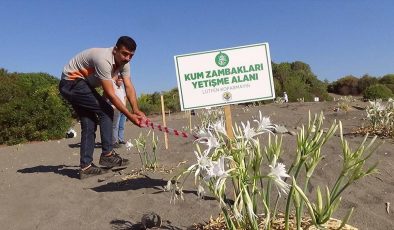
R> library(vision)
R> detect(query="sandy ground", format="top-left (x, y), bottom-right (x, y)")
top-left (0, 100), bottom-right (393, 230)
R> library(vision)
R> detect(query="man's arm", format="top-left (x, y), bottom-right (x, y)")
top-left (101, 79), bottom-right (143, 126)
top-left (122, 76), bottom-right (145, 117)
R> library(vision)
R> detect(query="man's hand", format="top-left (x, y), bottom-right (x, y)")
top-left (128, 114), bottom-right (145, 127)
top-left (134, 109), bottom-right (146, 118)
top-left (134, 110), bottom-right (151, 126)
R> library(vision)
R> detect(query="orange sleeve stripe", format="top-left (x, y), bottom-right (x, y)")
top-left (67, 67), bottom-right (95, 80)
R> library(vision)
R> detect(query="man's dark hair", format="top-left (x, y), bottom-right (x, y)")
top-left (116, 36), bottom-right (137, 51)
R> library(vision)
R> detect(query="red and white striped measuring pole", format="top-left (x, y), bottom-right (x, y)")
top-left (140, 119), bottom-right (199, 140)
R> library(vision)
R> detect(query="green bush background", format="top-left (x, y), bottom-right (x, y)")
top-left (1, 61), bottom-right (392, 145)
top-left (328, 73), bottom-right (394, 99)
top-left (0, 69), bottom-right (73, 145)
top-left (363, 84), bottom-right (393, 101)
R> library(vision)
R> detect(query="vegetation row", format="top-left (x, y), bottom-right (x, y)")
top-left (0, 62), bottom-right (392, 145)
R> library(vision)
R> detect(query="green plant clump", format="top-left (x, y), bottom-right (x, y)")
top-left (166, 110), bottom-right (378, 230)
top-left (363, 84), bottom-right (393, 101)
top-left (0, 69), bottom-right (73, 145)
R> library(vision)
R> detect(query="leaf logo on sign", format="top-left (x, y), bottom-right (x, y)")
top-left (222, 91), bottom-right (232, 101)
top-left (215, 52), bottom-right (229, 67)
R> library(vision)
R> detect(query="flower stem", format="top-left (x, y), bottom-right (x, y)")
top-left (285, 162), bottom-right (303, 230)
top-left (296, 177), bottom-right (310, 229)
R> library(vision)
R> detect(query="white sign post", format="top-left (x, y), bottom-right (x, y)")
top-left (174, 43), bottom-right (275, 111)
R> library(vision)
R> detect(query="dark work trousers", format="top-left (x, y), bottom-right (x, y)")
top-left (59, 79), bottom-right (114, 168)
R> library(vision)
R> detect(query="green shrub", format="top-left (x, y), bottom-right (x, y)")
top-left (284, 75), bottom-right (312, 102)
top-left (137, 88), bottom-right (181, 115)
top-left (358, 74), bottom-right (378, 94)
top-left (137, 93), bottom-right (161, 115)
top-left (273, 78), bottom-right (282, 97)
top-left (162, 88), bottom-right (181, 112)
top-left (378, 74), bottom-right (394, 93)
top-left (0, 71), bottom-right (72, 145)
top-left (272, 61), bottom-right (332, 102)
top-left (379, 74), bottom-right (394, 85)
top-left (363, 84), bottom-right (393, 101)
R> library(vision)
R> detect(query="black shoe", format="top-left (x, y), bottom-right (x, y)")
top-left (113, 142), bottom-right (121, 148)
top-left (79, 164), bottom-right (107, 179)
top-left (99, 150), bottom-right (129, 168)
top-left (119, 140), bottom-right (126, 145)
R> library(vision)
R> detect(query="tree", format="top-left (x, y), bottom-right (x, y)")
top-left (284, 75), bottom-right (311, 102)
top-left (163, 88), bottom-right (180, 112)
top-left (329, 75), bottom-right (360, 95)
top-left (272, 62), bottom-right (292, 90)
top-left (272, 61), bottom-right (331, 101)
top-left (358, 74), bottom-right (378, 93)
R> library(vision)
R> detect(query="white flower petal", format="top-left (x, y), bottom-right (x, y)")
top-left (211, 119), bottom-right (227, 135)
top-left (268, 161), bottom-right (290, 195)
top-left (125, 139), bottom-right (133, 151)
top-left (196, 130), bottom-right (220, 153)
top-left (254, 111), bottom-right (276, 133)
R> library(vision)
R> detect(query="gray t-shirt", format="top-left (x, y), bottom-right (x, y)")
top-left (61, 47), bottom-right (130, 88)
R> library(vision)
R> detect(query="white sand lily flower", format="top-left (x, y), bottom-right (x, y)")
top-left (188, 149), bottom-right (213, 182)
top-left (241, 121), bottom-right (258, 139)
top-left (240, 121), bottom-right (263, 145)
top-left (268, 161), bottom-right (290, 196)
top-left (125, 139), bottom-right (133, 151)
top-left (208, 157), bottom-right (228, 178)
top-left (194, 149), bottom-right (212, 171)
top-left (205, 157), bottom-right (232, 191)
top-left (254, 111), bottom-right (275, 133)
top-left (196, 130), bottom-right (220, 153)
top-left (210, 119), bottom-right (227, 135)
top-left (369, 100), bottom-right (386, 111)
top-left (196, 128), bottom-right (210, 139)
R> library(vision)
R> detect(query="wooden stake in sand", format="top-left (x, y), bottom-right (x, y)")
top-left (160, 95), bottom-right (169, 149)
top-left (224, 105), bottom-right (234, 139)
top-left (224, 105), bottom-right (239, 197)
top-left (189, 110), bottom-right (192, 132)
